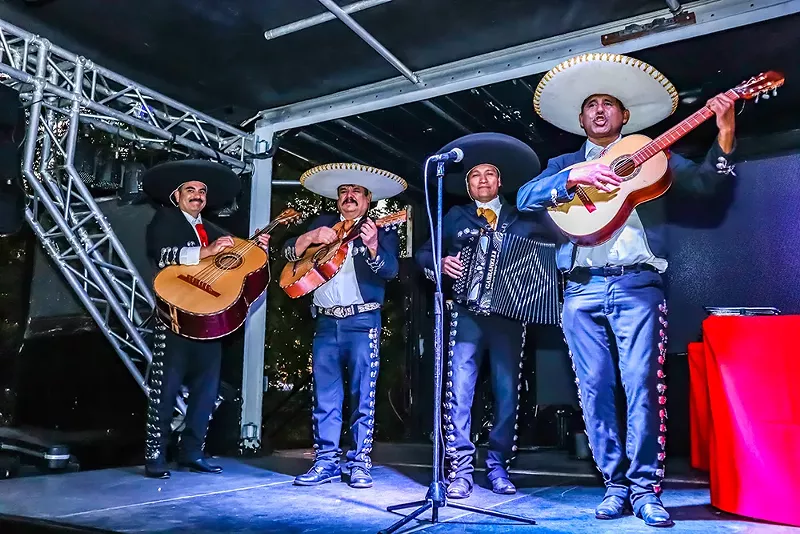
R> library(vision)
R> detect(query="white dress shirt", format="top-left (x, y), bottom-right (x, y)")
top-left (178, 210), bottom-right (204, 266)
top-left (573, 136), bottom-right (668, 273)
top-left (312, 216), bottom-right (365, 308)
top-left (474, 196), bottom-right (502, 223)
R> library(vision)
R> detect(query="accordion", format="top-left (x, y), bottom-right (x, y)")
top-left (452, 231), bottom-right (560, 325)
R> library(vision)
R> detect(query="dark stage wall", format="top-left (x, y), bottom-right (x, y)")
top-left (664, 150), bottom-right (800, 351)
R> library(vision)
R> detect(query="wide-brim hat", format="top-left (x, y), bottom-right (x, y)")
top-left (299, 163), bottom-right (407, 201)
top-left (534, 53), bottom-right (679, 136)
top-left (436, 132), bottom-right (541, 197)
top-left (141, 159), bottom-right (241, 209)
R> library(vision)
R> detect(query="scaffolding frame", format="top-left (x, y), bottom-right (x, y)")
top-left (0, 18), bottom-right (268, 447)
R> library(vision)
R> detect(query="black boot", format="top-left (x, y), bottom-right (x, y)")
top-left (294, 463), bottom-right (342, 486)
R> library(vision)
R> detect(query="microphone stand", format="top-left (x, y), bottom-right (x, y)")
top-left (378, 160), bottom-right (536, 533)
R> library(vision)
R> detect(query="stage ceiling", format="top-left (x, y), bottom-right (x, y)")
top-left (1, 0), bottom-right (798, 186)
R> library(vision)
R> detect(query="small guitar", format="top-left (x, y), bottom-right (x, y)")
top-left (279, 210), bottom-right (407, 299)
top-left (547, 71), bottom-right (785, 246)
top-left (153, 208), bottom-right (302, 340)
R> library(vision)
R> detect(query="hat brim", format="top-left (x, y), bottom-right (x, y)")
top-left (300, 163), bottom-right (407, 201)
top-left (534, 53), bottom-right (679, 136)
top-left (141, 159), bottom-right (241, 209)
top-left (435, 132), bottom-right (541, 197)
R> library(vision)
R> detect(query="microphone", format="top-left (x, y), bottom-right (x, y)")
top-left (429, 147), bottom-right (464, 163)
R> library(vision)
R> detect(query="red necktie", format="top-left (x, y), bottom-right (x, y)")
top-left (195, 223), bottom-right (209, 247)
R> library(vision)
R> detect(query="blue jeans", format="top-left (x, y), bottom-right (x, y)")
top-left (561, 270), bottom-right (668, 514)
top-left (310, 309), bottom-right (381, 471)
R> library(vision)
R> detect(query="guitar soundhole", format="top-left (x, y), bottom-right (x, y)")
top-left (611, 156), bottom-right (640, 180)
top-left (214, 252), bottom-right (243, 270)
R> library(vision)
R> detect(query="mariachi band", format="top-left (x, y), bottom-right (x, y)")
top-left (139, 53), bottom-right (738, 528)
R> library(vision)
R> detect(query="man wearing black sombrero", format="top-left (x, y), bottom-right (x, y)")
top-left (517, 53), bottom-right (737, 527)
top-left (416, 132), bottom-right (557, 499)
top-left (281, 163), bottom-right (405, 489)
top-left (141, 159), bottom-right (269, 479)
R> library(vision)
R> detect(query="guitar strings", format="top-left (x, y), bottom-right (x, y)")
top-left (192, 221), bottom-right (280, 284)
top-left (194, 212), bottom-right (401, 287)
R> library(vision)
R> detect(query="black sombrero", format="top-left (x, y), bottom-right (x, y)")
top-left (436, 132), bottom-right (541, 197)
top-left (141, 159), bottom-right (241, 209)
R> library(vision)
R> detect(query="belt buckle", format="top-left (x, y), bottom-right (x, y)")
top-left (331, 306), bottom-right (348, 319)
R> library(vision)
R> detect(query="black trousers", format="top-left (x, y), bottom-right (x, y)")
top-left (311, 309), bottom-right (381, 471)
top-left (145, 321), bottom-right (222, 466)
top-left (443, 302), bottom-right (526, 484)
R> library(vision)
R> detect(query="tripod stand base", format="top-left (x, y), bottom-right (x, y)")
top-left (379, 482), bottom-right (536, 533)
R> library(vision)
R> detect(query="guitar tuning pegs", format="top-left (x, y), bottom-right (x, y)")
top-left (772, 88), bottom-right (778, 97)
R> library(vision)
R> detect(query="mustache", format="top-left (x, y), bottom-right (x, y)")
top-left (342, 197), bottom-right (358, 204)
top-left (189, 198), bottom-right (204, 202)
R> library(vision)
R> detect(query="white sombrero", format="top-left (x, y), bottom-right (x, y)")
top-left (299, 162), bottom-right (407, 201)
top-left (534, 53), bottom-right (679, 136)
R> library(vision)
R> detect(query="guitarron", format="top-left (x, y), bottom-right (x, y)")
top-left (153, 208), bottom-right (301, 340)
top-left (547, 71), bottom-right (785, 246)
top-left (279, 210), bottom-right (407, 299)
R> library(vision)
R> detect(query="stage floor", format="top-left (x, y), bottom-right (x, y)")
top-left (0, 446), bottom-right (796, 533)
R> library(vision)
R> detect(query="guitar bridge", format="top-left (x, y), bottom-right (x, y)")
top-left (576, 188), bottom-right (597, 213)
top-left (178, 274), bottom-right (221, 297)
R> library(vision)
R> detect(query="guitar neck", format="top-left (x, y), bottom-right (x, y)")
top-left (248, 219), bottom-right (282, 241)
top-left (632, 88), bottom-right (738, 165)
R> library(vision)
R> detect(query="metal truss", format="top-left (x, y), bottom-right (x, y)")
top-left (0, 18), bottom-right (257, 402)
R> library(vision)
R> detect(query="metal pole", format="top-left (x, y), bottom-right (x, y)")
top-left (264, 0), bottom-right (392, 40)
top-left (665, 0), bottom-right (683, 14)
top-left (239, 121), bottom-right (274, 453)
top-left (316, 0), bottom-right (421, 84)
top-left (21, 42), bottom-right (149, 390)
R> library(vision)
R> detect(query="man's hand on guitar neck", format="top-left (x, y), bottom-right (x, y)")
top-left (294, 226), bottom-right (339, 257)
top-left (360, 218), bottom-right (379, 259)
top-left (566, 163), bottom-right (622, 193)
top-left (200, 236), bottom-right (234, 260)
top-left (707, 93), bottom-right (736, 154)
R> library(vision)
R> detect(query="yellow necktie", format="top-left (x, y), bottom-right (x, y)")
top-left (477, 207), bottom-right (497, 230)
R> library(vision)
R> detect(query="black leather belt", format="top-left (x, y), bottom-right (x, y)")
top-left (315, 302), bottom-right (381, 319)
top-left (568, 263), bottom-right (659, 278)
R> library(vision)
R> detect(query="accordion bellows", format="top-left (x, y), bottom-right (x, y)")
top-left (453, 231), bottom-right (561, 325)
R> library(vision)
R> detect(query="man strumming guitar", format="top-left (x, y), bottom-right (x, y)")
top-left (517, 53), bottom-right (737, 527)
top-left (281, 164), bottom-right (405, 489)
top-left (141, 159), bottom-right (269, 479)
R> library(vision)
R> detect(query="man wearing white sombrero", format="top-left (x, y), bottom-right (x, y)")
top-left (281, 163), bottom-right (404, 489)
top-left (517, 54), bottom-right (737, 527)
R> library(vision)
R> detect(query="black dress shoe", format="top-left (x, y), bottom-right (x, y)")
top-left (491, 477), bottom-right (516, 495)
top-left (446, 477), bottom-right (472, 499)
top-left (638, 503), bottom-right (674, 527)
top-left (349, 467), bottom-right (373, 489)
top-left (145, 465), bottom-right (171, 479)
top-left (294, 463), bottom-right (342, 486)
top-left (178, 458), bottom-right (222, 474)
top-left (595, 495), bottom-right (627, 519)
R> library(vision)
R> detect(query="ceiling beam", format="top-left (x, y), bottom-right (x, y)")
top-left (259, 0), bottom-right (800, 131)
top-left (316, 0), bottom-right (420, 84)
top-left (264, 0), bottom-right (392, 40)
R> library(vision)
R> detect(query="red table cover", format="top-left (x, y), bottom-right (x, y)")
top-left (702, 315), bottom-right (800, 527)
top-left (688, 341), bottom-right (711, 471)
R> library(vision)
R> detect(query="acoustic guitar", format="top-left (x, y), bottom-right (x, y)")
top-left (279, 210), bottom-right (407, 299)
top-left (547, 71), bottom-right (785, 246)
top-left (153, 208), bottom-right (301, 340)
